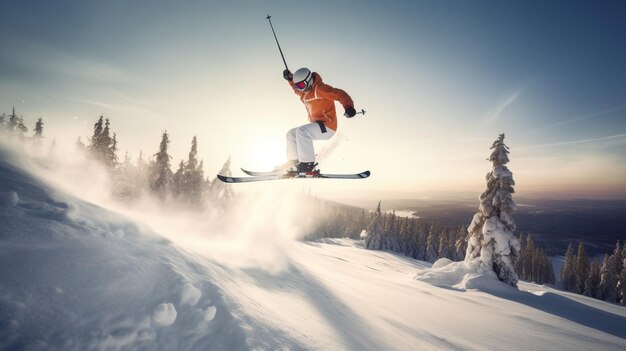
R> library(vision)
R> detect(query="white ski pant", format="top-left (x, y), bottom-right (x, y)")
top-left (286, 122), bottom-right (335, 163)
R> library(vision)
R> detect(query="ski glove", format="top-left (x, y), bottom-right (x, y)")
top-left (283, 69), bottom-right (293, 81)
top-left (344, 106), bottom-right (357, 118)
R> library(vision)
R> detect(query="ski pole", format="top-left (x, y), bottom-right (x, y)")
top-left (266, 15), bottom-right (289, 71)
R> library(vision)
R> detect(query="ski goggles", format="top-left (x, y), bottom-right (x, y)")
top-left (294, 80), bottom-right (307, 91)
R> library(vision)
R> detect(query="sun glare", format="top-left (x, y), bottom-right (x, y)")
top-left (243, 138), bottom-right (286, 171)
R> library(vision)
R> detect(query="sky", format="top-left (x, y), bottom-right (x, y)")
top-left (1, 0), bottom-right (625, 200)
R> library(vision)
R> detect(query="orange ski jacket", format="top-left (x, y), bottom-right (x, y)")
top-left (289, 72), bottom-right (353, 131)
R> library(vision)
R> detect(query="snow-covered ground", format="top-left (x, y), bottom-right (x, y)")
top-left (1, 145), bottom-right (625, 350)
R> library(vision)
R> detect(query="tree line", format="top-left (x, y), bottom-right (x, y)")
top-left (82, 115), bottom-right (233, 207)
top-left (0, 107), bottom-right (43, 139)
top-left (1, 109), bottom-right (232, 208)
top-left (360, 201), bottom-right (555, 284)
top-left (517, 234), bottom-right (556, 285)
top-left (561, 241), bottom-right (626, 305)
top-left (364, 202), bottom-right (468, 262)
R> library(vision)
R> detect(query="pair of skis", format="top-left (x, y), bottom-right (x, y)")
top-left (217, 168), bottom-right (371, 183)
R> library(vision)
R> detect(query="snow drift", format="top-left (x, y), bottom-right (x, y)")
top-left (0, 146), bottom-right (245, 350)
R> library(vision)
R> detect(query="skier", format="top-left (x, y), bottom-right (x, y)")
top-left (216, 16), bottom-right (370, 183)
top-left (278, 67), bottom-right (357, 174)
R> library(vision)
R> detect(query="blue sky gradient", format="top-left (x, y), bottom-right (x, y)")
top-left (1, 0), bottom-right (625, 198)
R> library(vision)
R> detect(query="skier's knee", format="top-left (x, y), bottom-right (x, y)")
top-left (295, 127), bottom-right (311, 139)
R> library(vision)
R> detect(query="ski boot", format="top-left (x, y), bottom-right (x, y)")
top-left (292, 162), bottom-right (319, 177)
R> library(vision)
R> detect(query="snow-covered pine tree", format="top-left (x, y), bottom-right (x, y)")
top-left (575, 242), bottom-right (590, 293)
top-left (619, 258), bottom-right (626, 305)
top-left (89, 116), bottom-right (105, 161)
top-left (561, 243), bottom-right (580, 292)
top-left (465, 133), bottom-right (520, 286)
top-left (538, 250), bottom-right (556, 284)
top-left (518, 234), bottom-right (532, 280)
top-left (112, 151), bottom-right (138, 199)
top-left (182, 136), bottom-right (205, 206)
top-left (425, 224), bottom-right (438, 263)
top-left (364, 201), bottom-right (384, 250)
top-left (8, 107), bottom-right (18, 131)
top-left (609, 241), bottom-right (623, 302)
top-left (135, 150), bottom-right (150, 194)
top-left (150, 131), bottom-right (173, 198)
top-left (33, 118), bottom-right (44, 139)
top-left (598, 254), bottom-right (619, 302)
top-left (611, 241), bottom-right (623, 276)
top-left (454, 226), bottom-right (467, 261)
top-left (173, 160), bottom-right (185, 199)
top-left (584, 257), bottom-right (601, 298)
top-left (17, 116), bottom-right (28, 137)
top-left (437, 236), bottom-right (445, 259)
top-left (208, 157), bottom-right (234, 203)
top-left (108, 132), bottom-right (119, 168)
top-left (0, 112), bottom-right (5, 129)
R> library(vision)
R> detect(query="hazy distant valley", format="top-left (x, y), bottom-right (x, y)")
top-left (347, 194), bottom-right (626, 257)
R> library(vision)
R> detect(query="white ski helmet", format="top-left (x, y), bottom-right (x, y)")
top-left (292, 67), bottom-right (314, 91)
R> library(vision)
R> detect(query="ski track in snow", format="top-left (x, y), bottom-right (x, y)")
top-left (1, 145), bottom-right (626, 351)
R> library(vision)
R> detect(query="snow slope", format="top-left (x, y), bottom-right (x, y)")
top-left (0, 147), bottom-right (246, 350)
top-left (1, 145), bottom-right (626, 350)
top-left (213, 239), bottom-right (626, 350)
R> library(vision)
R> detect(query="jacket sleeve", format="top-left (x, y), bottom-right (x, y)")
top-left (317, 83), bottom-right (354, 109)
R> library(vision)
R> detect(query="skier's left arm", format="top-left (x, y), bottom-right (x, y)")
top-left (317, 84), bottom-right (356, 117)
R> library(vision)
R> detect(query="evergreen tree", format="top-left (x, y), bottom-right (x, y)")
top-left (598, 254), bottom-right (619, 302)
top-left (112, 151), bottom-right (137, 199)
top-left (517, 234), bottom-right (554, 284)
top-left (465, 134), bottom-right (520, 286)
top-left (611, 241), bottom-right (623, 276)
top-left (454, 226), bottom-right (467, 261)
top-left (575, 242), bottom-right (590, 293)
top-left (561, 243), bottom-right (578, 292)
top-left (437, 236), bottom-right (448, 260)
top-left (182, 136), bottom-right (205, 206)
top-left (33, 118), bottom-right (44, 138)
top-left (8, 107), bottom-right (18, 131)
top-left (364, 201), bottom-right (384, 250)
top-left (135, 150), bottom-right (150, 193)
top-left (17, 116), bottom-right (28, 136)
top-left (173, 160), bottom-right (185, 198)
top-left (108, 132), bottom-right (119, 168)
top-left (584, 257), bottom-right (601, 298)
top-left (150, 131), bottom-right (173, 198)
top-left (208, 157), bottom-right (234, 202)
top-left (425, 224), bottom-right (438, 263)
top-left (619, 258), bottom-right (626, 305)
top-left (107, 133), bottom-right (117, 165)
top-left (517, 234), bottom-right (528, 279)
top-left (0, 112), bottom-right (5, 129)
top-left (89, 116), bottom-right (105, 160)
top-left (539, 250), bottom-right (556, 284)
top-left (88, 116), bottom-right (117, 168)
